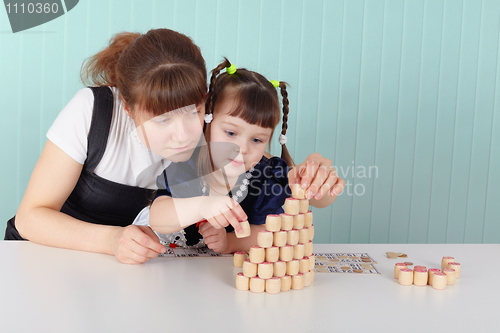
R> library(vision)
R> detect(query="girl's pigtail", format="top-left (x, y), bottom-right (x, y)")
top-left (205, 57), bottom-right (231, 119)
top-left (80, 32), bottom-right (141, 87)
top-left (279, 81), bottom-right (294, 167)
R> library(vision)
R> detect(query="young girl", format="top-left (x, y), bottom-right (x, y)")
top-left (143, 58), bottom-right (342, 253)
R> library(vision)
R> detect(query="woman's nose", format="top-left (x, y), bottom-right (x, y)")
top-left (172, 119), bottom-right (189, 142)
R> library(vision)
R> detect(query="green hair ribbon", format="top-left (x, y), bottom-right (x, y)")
top-left (270, 80), bottom-right (280, 88)
top-left (226, 63), bottom-right (237, 75)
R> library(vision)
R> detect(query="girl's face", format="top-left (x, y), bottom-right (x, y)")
top-left (133, 104), bottom-right (205, 162)
top-left (210, 99), bottom-right (273, 178)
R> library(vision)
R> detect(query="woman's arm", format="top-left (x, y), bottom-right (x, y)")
top-left (15, 140), bottom-right (165, 264)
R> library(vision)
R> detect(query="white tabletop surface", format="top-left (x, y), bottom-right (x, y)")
top-left (0, 241), bottom-right (499, 333)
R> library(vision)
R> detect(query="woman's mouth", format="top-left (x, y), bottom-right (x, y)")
top-left (228, 159), bottom-right (244, 167)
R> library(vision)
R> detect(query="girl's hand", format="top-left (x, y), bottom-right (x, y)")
top-left (198, 196), bottom-right (247, 233)
top-left (110, 225), bottom-right (166, 264)
top-left (288, 153), bottom-right (345, 200)
top-left (198, 222), bottom-right (229, 253)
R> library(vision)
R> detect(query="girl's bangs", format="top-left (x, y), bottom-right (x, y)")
top-left (227, 87), bottom-right (280, 129)
top-left (133, 65), bottom-right (206, 116)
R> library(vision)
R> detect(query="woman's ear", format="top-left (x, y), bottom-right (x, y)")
top-left (120, 96), bottom-right (131, 117)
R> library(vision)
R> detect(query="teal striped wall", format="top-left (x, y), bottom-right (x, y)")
top-left (0, 0), bottom-right (498, 244)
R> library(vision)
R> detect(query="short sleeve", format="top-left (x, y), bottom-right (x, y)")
top-left (46, 88), bottom-right (94, 164)
top-left (240, 156), bottom-right (291, 226)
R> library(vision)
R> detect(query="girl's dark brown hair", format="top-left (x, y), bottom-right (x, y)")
top-left (81, 29), bottom-right (207, 116)
top-left (204, 58), bottom-right (294, 168)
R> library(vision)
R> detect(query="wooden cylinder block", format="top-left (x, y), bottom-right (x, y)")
top-left (299, 228), bottom-right (310, 244)
top-left (265, 215), bottom-right (281, 232)
top-left (441, 256), bottom-right (455, 271)
top-left (281, 275), bottom-right (292, 292)
top-left (443, 268), bottom-right (456, 285)
top-left (233, 251), bottom-right (247, 268)
top-left (249, 246), bottom-right (265, 264)
top-left (394, 263), bottom-right (408, 279)
top-left (266, 277), bottom-right (281, 294)
top-left (398, 268), bottom-right (413, 286)
top-left (304, 211), bottom-right (313, 227)
top-left (299, 199), bottom-right (309, 213)
top-left (309, 255), bottom-right (315, 270)
top-left (258, 262), bottom-right (274, 279)
top-left (427, 268), bottom-right (441, 285)
top-left (279, 245), bottom-right (294, 262)
top-left (310, 269), bottom-right (315, 283)
top-left (280, 214), bottom-right (294, 231)
top-left (273, 260), bottom-right (287, 277)
top-left (257, 230), bottom-right (273, 248)
top-left (287, 229), bottom-right (299, 246)
top-left (293, 244), bottom-right (305, 260)
top-left (235, 273), bottom-right (250, 291)
top-left (235, 220), bottom-right (251, 238)
top-left (448, 262), bottom-right (461, 279)
top-left (249, 277), bottom-right (265, 293)
top-left (284, 198), bottom-right (300, 215)
top-left (265, 246), bottom-right (279, 263)
top-left (304, 240), bottom-right (313, 257)
top-left (432, 272), bottom-right (447, 290)
top-left (309, 224), bottom-right (314, 241)
top-left (242, 259), bottom-right (257, 278)
top-left (299, 257), bottom-right (310, 274)
top-left (273, 231), bottom-right (287, 247)
top-left (303, 271), bottom-right (312, 287)
top-left (414, 266), bottom-right (426, 271)
top-left (291, 183), bottom-right (306, 199)
top-left (286, 259), bottom-right (300, 276)
top-left (413, 268), bottom-right (428, 286)
top-left (293, 214), bottom-right (305, 230)
top-left (291, 273), bottom-right (305, 290)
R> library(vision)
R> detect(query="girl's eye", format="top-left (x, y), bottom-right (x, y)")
top-left (225, 130), bottom-right (236, 137)
top-left (190, 110), bottom-right (199, 116)
top-left (252, 138), bottom-right (263, 143)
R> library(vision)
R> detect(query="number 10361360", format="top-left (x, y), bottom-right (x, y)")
top-left (5, 2), bottom-right (59, 14)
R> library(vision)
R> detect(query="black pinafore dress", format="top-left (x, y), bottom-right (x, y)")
top-left (4, 87), bottom-right (155, 240)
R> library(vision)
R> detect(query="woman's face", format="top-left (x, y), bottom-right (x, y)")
top-left (133, 103), bottom-right (205, 162)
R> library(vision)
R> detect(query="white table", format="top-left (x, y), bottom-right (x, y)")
top-left (0, 242), bottom-right (498, 333)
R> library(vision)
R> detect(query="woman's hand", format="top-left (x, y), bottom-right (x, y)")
top-left (288, 153), bottom-right (345, 208)
top-left (110, 225), bottom-right (166, 264)
top-left (198, 196), bottom-right (247, 233)
top-left (198, 222), bottom-right (229, 253)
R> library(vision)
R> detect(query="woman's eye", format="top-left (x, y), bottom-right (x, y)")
top-left (156, 118), bottom-right (170, 124)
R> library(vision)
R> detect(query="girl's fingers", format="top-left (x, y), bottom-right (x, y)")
top-left (329, 178), bottom-right (345, 196)
top-left (313, 169), bottom-right (339, 200)
top-left (207, 217), bottom-right (222, 229)
top-left (222, 208), bottom-right (243, 234)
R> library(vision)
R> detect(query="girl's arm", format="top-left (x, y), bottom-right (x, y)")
top-left (149, 194), bottom-right (247, 235)
top-left (15, 140), bottom-right (165, 264)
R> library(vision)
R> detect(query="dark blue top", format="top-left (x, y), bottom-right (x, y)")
top-left (155, 147), bottom-right (291, 246)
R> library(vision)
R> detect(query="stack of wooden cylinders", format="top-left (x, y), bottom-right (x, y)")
top-left (234, 184), bottom-right (315, 294)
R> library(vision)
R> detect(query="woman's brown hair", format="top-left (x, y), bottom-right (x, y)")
top-left (81, 28), bottom-right (207, 116)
